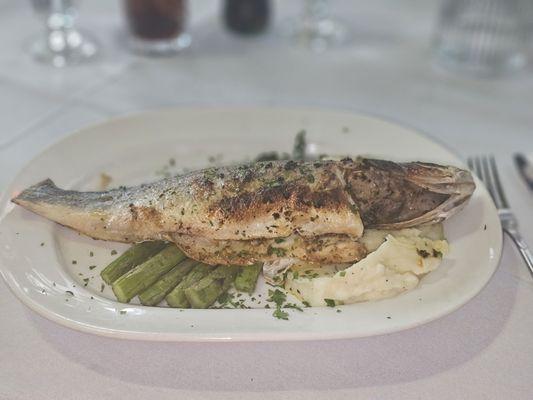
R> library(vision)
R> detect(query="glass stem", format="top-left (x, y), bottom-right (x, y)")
top-left (46, 0), bottom-right (75, 33)
top-left (304, 0), bottom-right (330, 24)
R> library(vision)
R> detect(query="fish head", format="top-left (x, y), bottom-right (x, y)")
top-left (341, 158), bottom-right (476, 229)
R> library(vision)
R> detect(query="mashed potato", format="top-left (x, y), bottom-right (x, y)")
top-left (285, 226), bottom-right (449, 307)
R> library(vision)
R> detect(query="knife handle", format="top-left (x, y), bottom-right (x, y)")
top-left (514, 154), bottom-right (533, 190)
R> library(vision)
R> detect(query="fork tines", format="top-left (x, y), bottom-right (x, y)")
top-left (467, 155), bottom-right (509, 209)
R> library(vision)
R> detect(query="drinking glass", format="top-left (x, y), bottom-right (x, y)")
top-left (433, 0), bottom-right (528, 77)
top-left (123, 0), bottom-right (191, 56)
top-left (29, 0), bottom-right (98, 67)
top-left (285, 0), bottom-right (347, 52)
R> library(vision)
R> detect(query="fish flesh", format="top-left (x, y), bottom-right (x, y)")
top-left (12, 158), bottom-right (475, 265)
top-left (173, 233), bottom-right (368, 265)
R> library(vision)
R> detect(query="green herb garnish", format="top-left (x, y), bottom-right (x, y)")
top-left (268, 289), bottom-right (286, 306)
top-left (273, 308), bottom-right (289, 320)
top-left (267, 246), bottom-right (286, 257)
top-left (417, 249), bottom-right (430, 258)
top-left (324, 298), bottom-right (336, 307)
top-left (283, 303), bottom-right (303, 312)
top-left (432, 249), bottom-right (443, 258)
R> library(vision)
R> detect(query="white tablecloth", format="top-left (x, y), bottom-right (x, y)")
top-left (1, 1), bottom-right (532, 399)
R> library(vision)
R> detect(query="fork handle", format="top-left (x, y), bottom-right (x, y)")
top-left (504, 228), bottom-right (533, 278)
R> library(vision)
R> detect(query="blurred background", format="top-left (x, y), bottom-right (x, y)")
top-left (0, 0), bottom-right (532, 190)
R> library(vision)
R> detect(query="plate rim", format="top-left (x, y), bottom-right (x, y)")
top-left (0, 106), bottom-right (503, 341)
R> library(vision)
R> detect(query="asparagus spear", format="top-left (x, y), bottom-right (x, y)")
top-left (112, 245), bottom-right (186, 303)
top-left (185, 266), bottom-right (239, 309)
top-left (234, 263), bottom-right (262, 294)
top-left (100, 241), bottom-right (167, 284)
top-left (138, 258), bottom-right (198, 306)
top-left (165, 263), bottom-right (215, 308)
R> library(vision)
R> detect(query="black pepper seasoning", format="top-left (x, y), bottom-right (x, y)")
top-left (224, 0), bottom-right (270, 35)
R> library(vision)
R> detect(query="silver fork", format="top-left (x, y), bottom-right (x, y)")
top-left (467, 155), bottom-right (533, 277)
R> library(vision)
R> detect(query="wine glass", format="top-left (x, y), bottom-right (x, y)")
top-left (285, 0), bottom-right (348, 52)
top-left (29, 0), bottom-right (98, 67)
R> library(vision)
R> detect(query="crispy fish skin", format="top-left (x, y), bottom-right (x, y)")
top-left (12, 159), bottom-right (475, 257)
top-left (12, 160), bottom-right (363, 242)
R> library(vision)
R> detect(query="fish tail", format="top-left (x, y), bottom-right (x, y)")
top-left (12, 179), bottom-right (155, 243)
top-left (12, 179), bottom-right (61, 206)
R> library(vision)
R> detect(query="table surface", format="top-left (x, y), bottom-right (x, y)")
top-left (1, 1), bottom-right (532, 399)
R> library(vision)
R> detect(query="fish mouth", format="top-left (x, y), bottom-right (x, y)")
top-left (371, 160), bottom-right (476, 229)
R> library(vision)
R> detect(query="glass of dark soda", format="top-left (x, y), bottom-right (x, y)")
top-left (124, 0), bottom-right (191, 55)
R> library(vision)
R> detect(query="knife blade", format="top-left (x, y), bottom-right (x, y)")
top-left (514, 153), bottom-right (533, 191)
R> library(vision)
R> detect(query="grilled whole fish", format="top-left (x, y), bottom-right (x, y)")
top-left (12, 158), bottom-right (475, 265)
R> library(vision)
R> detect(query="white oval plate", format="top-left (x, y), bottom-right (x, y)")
top-left (0, 108), bottom-right (502, 341)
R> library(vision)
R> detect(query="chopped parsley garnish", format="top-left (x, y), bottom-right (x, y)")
top-left (283, 303), bottom-right (303, 312)
top-left (268, 289), bottom-right (286, 306)
top-left (417, 249), bottom-right (430, 258)
top-left (339, 271), bottom-right (346, 277)
top-left (268, 289), bottom-right (293, 320)
top-left (89, 265), bottom-right (97, 270)
top-left (267, 246), bottom-right (286, 257)
top-left (273, 308), bottom-right (289, 320)
top-left (110, 250), bottom-right (117, 256)
top-left (324, 298), bottom-right (336, 307)
top-left (432, 249), bottom-right (443, 258)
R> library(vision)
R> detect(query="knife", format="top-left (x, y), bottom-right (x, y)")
top-left (514, 153), bottom-right (533, 190)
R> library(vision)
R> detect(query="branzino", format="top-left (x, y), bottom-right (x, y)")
top-left (12, 158), bottom-right (475, 264)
